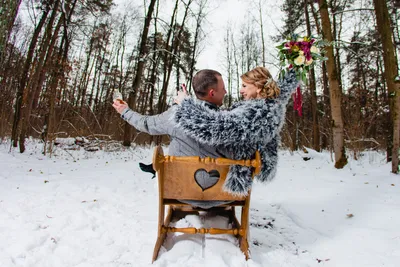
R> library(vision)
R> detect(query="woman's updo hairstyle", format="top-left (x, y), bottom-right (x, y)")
top-left (240, 66), bottom-right (280, 99)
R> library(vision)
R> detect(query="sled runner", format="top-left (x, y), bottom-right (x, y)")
top-left (151, 146), bottom-right (261, 262)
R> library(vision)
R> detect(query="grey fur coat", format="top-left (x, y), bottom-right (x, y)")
top-left (175, 71), bottom-right (298, 196)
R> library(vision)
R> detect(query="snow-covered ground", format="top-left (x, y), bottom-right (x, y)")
top-left (0, 139), bottom-right (399, 267)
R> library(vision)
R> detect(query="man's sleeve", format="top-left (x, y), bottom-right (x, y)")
top-left (120, 106), bottom-right (176, 135)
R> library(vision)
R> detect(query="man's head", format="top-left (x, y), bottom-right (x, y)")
top-left (192, 69), bottom-right (226, 106)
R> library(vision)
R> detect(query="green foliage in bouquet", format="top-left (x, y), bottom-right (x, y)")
top-left (277, 33), bottom-right (329, 83)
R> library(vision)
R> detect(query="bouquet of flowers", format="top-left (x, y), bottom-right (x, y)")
top-left (277, 34), bottom-right (327, 83)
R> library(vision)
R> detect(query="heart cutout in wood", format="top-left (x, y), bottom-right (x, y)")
top-left (194, 169), bottom-right (220, 191)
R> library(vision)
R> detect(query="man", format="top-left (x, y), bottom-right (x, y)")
top-left (112, 69), bottom-right (228, 208)
top-left (112, 69), bottom-right (226, 158)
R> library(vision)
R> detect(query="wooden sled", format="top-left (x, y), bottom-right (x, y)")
top-left (151, 146), bottom-right (261, 262)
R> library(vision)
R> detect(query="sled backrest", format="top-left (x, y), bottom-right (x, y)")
top-left (152, 146), bottom-right (261, 202)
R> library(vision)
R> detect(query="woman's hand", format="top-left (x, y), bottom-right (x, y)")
top-left (174, 84), bottom-right (189, 104)
top-left (112, 100), bottom-right (129, 114)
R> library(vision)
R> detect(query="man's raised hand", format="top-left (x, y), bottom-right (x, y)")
top-left (174, 83), bottom-right (189, 104)
top-left (112, 100), bottom-right (129, 114)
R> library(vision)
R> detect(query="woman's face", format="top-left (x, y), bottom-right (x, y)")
top-left (240, 81), bottom-right (260, 100)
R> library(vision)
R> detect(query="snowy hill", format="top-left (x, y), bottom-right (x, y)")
top-left (0, 140), bottom-right (398, 267)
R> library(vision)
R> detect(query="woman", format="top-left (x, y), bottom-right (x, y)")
top-left (174, 67), bottom-right (298, 196)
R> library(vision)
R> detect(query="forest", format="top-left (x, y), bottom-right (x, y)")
top-left (0, 0), bottom-right (399, 173)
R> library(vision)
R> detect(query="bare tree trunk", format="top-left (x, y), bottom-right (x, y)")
top-left (11, 4), bottom-right (50, 147)
top-left (373, 0), bottom-right (400, 173)
top-left (225, 27), bottom-right (232, 106)
top-left (31, 16), bottom-right (63, 111)
top-left (155, 0), bottom-right (192, 144)
top-left (305, 0), bottom-right (320, 151)
top-left (42, 59), bottom-right (59, 155)
top-left (187, 1), bottom-right (205, 92)
top-left (291, 110), bottom-right (299, 151)
top-left (232, 34), bottom-right (240, 101)
top-left (19, 0), bottom-right (60, 153)
top-left (321, 61), bottom-right (330, 149)
top-left (318, 0), bottom-right (347, 168)
top-left (257, 0), bottom-right (265, 67)
top-left (310, 1), bottom-right (322, 36)
top-left (157, 0), bottom-right (184, 114)
top-left (0, 33), bottom-right (21, 138)
top-left (310, 0), bottom-right (328, 150)
top-left (123, 0), bottom-right (157, 146)
top-left (77, 22), bottom-right (95, 108)
top-left (42, 0), bottom-right (75, 153)
top-left (142, 78), bottom-right (151, 114)
top-left (88, 49), bottom-right (101, 108)
top-left (0, 0), bottom-right (22, 64)
top-left (176, 49), bottom-right (181, 92)
top-left (117, 16), bottom-right (128, 92)
top-left (94, 41), bottom-right (109, 112)
top-left (148, 1), bottom-right (159, 118)
top-left (331, 0), bottom-right (344, 96)
top-left (367, 57), bottom-right (380, 139)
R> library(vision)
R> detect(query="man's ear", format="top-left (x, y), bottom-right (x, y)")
top-left (208, 89), bottom-right (215, 97)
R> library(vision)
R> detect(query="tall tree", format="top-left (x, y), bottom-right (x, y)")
top-left (281, 0), bottom-right (304, 37)
top-left (305, 0), bottom-right (320, 151)
top-left (224, 26), bottom-right (233, 106)
top-left (279, 0), bottom-right (303, 151)
top-left (158, 1), bottom-right (191, 113)
top-left (373, 0), bottom-right (400, 173)
top-left (256, 0), bottom-right (266, 67)
top-left (187, 0), bottom-right (207, 93)
top-left (11, 2), bottom-right (51, 148)
top-left (11, 0), bottom-right (113, 151)
top-left (318, 0), bottom-right (348, 168)
top-left (123, 0), bottom-right (157, 146)
top-left (0, 0), bottom-right (22, 64)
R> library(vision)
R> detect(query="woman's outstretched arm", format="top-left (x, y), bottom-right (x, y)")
top-left (277, 69), bottom-right (299, 103)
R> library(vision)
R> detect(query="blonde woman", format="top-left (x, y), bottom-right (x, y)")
top-left (175, 67), bottom-right (298, 196)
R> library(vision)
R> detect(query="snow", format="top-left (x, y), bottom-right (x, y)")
top-left (0, 139), bottom-right (399, 267)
